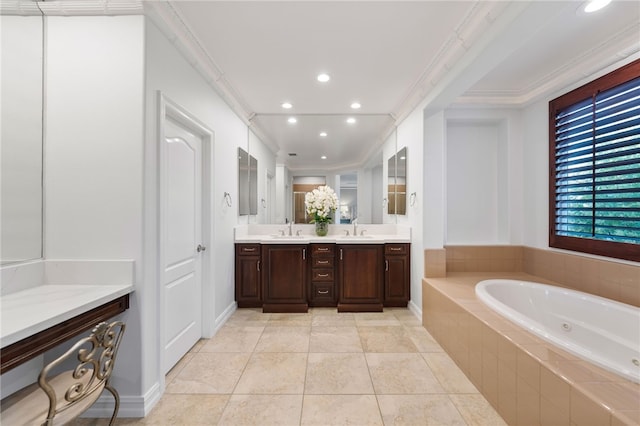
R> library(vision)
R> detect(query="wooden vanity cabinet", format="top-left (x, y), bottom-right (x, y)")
top-left (261, 244), bottom-right (308, 313)
top-left (384, 243), bottom-right (411, 307)
top-left (309, 244), bottom-right (337, 307)
top-left (337, 244), bottom-right (384, 312)
top-left (235, 244), bottom-right (262, 308)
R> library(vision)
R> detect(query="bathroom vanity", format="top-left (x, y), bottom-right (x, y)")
top-left (234, 224), bottom-right (410, 313)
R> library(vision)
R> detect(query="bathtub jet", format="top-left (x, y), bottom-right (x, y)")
top-left (475, 279), bottom-right (640, 384)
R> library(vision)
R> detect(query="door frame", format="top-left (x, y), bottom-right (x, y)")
top-left (157, 92), bottom-right (214, 382)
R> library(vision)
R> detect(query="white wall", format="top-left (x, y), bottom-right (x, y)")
top-left (248, 130), bottom-right (277, 224)
top-left (44, 15), bottom-right (145, 404)
top-left (1, 15), bottom-right (43, 264)
top-left (145, 17), bottom-right (251, 355)
top-left (423, 111), bottom-right (446, 249)
top-left (446, 122), bottom-right (500, 243)
top-left (390, 109), bottom-right (425, 313)
top-left (521, 101), bottom-right (549, 249)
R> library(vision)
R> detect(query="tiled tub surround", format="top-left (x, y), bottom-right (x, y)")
top-left (476, 279), bottom-right (640, 384)
top-left (423, 274), bottom-right (640, 426)
top-left (442, 245), bottom-right (640, 307)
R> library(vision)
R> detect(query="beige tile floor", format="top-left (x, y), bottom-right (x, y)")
top-left (75, 308), bottom-right (506, 425)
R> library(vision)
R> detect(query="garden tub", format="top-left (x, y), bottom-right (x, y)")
top-left (475, 279), bottom-right (640, 383)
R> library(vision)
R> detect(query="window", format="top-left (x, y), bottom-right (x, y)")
top-left (549, 59), bottom-right (640, 262)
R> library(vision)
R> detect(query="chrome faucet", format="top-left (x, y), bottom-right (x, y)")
top-left (288, 220), bottom-right (293, 236)
top-left (352, 217), bottom-right (358, 237)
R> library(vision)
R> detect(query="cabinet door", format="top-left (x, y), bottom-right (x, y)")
top-left (236, 255), bottom-right (262, 308)
top-left (385, 255), bottom-right (409, 306)
top-left (262, 245), bottom-right (308, 312)
top-left (337, 244), bottom-right (383, 312)
top-left (384, 244), bottom-right (410, 307)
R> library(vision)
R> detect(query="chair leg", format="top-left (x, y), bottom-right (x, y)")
top-left (104, 385), bottom-right (120, 426)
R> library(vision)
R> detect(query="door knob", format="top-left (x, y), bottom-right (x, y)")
top-left (197, 244), bottom-right (206, 253)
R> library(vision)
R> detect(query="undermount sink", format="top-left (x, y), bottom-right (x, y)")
top-left (341, 235), bottom-right (373, 239)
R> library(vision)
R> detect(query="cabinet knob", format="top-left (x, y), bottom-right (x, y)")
top-left (197, 244), bottom-right (207, 253)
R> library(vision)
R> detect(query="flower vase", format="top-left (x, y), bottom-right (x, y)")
top-left (315, 222), bottom-right (329, 237)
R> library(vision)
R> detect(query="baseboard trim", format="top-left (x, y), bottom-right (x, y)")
top-left (214, 301), bottom-right (237, 334)
top-left (408, 299), bottom-right (423, 321)
top-left (82, 382), bottom-right (161, 419)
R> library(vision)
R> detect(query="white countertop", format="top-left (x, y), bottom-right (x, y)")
top-left (234, 224), bottom-right (411, 244)
top-left (234, 235), bottom-right (411, 244)
top-left (0, 283), bottom-right (133, 348)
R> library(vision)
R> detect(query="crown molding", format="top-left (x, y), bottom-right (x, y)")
top-left (0, 0), bottom-right (40, 15)
top-left (390, 1), bottom-right (516, 125)
top-left (456, 24), bottom-right (640, 107)
top-left (144, 1), bottom-right (279, 156)
top-left (37, 0), bottom-right (144, 16)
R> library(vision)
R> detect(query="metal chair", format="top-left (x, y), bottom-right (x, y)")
top-left (1, 321), bottom-right (126, 425)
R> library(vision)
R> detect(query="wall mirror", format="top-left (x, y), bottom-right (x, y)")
top-left (338, 173), bottom-right (357, 224)
top-left (238, 147), bottom-right (258, 215)
top-left (387, 147), bottom-right (407, 215)
top-left (387, 153), bottom-right (396, 214)
top-left (1, 10), bottom-right (44, 265)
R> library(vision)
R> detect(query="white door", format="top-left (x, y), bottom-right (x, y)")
top-left (162, 116), bottom-right (203, 373)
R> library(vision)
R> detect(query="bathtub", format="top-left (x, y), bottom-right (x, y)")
top-left (475, 279), bottom-right (640, 384)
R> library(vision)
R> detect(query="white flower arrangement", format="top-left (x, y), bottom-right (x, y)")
top-left (304, 185), bottom-right (339, 223)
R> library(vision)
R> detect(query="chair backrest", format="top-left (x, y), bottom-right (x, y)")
top-left (38, 321), bottom-right (126, 424)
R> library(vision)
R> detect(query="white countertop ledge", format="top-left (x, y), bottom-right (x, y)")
top-left (1, 283), bottom-right (134, 348)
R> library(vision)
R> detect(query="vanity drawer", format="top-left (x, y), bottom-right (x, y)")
top-left (312, 244), bottom-right (335, 256)
top-left (311, 283), bottom-right (334, 300)
top-left (312, 269), bottom-right (334, 281)
top-left (385, 243), bottom-right (408, 255)
top-left (236, 244), bottom-right (260, 255)
top-left (312, 257), bottom-right (334, 268)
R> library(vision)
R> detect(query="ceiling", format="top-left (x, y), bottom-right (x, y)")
top-left (163, 1), bottom-right (640, 172)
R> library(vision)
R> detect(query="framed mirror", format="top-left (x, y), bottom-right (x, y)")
top-left (387, 153), bottom-right (396, 214)
top-left (1, 10), bottom-right (44, 265)
top-left (396, 147), bottom-right (407, 215)
top-left (249, 154), bottom-right (258, 215)
top-left (387, 147), bottom-right (407, 216)
top-left (338, 172), bottom-right (357, 224)
top-left (238, 147), bottom-right (257, 216)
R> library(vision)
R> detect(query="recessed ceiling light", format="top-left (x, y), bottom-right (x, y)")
top-left (281, 102), bottom-right (292, 109)
top-left (350, 102), bottom-right (361, 109)
top-left (317, 73), bottom-right (330, 83)
top-left (346, 117), bottom-right (356, 124)
top-left (583, 0), bottom-right (611, 12)
top-left (319, 132), bottom-right (328, 137)
top-left (321, 155), bottom-right (327, 160)
top-left (288, 117), bottom-right (297, 124)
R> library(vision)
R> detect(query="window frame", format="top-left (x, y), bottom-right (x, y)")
top-left (549, 59), bottom-right (640, 262)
